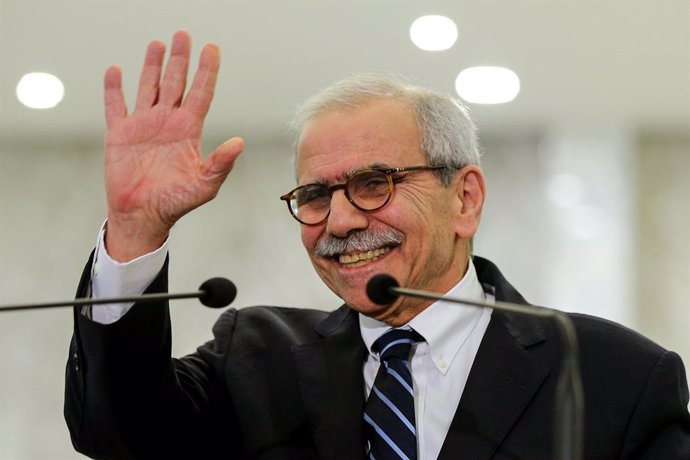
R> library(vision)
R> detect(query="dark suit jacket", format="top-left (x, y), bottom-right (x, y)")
top-left (64, 255), bottom-right (690, 459)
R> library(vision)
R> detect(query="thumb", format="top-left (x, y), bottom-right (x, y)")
top-left (203, 137), bottom-right (245, 178)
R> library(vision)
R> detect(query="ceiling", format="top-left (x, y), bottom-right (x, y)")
top-left (1, 0), bottom-right (688, 144)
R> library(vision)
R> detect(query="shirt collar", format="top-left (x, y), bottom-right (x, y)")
top-left (359, 259), bottom-right (490, 374)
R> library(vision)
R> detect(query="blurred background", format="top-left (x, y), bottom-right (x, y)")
top-left (1, 1), bottom-right (688, 458)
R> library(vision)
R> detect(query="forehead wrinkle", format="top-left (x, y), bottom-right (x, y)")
top-left (305, 161), bottom-right (395, 187)
top-left (297, 99), bottom-right (421, 184)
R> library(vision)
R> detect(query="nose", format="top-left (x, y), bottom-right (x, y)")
top-left (325, 189), bottom-right (369, 237)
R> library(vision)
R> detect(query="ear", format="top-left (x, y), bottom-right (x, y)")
top-left (451, 165), bottom-right (486, 238)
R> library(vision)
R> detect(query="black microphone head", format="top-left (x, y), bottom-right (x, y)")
top-left (366, 274), bottom-right (400, 305)
top-left (199, 277), bottom-right (237, 308)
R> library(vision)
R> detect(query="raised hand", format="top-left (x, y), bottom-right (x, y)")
top-left (102, 31), bottom-right (244, 262)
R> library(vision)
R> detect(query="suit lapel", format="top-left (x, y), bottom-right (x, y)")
top-left (437, 256), bottom-right (552, 459)
top-left (438, 311), bottom-right (550, 459)
top-left (292, 306), bottom-right (367, 460)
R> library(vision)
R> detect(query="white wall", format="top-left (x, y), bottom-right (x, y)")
top-left (635, 133), bottom-right (690, 363)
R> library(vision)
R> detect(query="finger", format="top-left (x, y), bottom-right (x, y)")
top-left (158, 30), bottom-right (192, 106)
top-left (134, 40), bottom-right (166, 110)
top-left (182, 42), bottom-right (221, 117)
top-left (202, 137), bottom-right (245, 179)
top-left (104, 65), bottom-right (127, 128)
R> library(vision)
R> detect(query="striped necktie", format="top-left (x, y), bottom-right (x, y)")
top-left (364, 328), bottom-right (424, 460)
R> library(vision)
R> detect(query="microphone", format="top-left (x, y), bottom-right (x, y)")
top-left (366, 273), bottom-right (584, 460)
top-left (198, 278), bottom-right (237, 309)
top-left (366, 274), bottom-right (400, 305)
top-left (0, 277), bottom-right (237, 312)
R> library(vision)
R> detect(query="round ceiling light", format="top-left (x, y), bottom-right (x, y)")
top-left (409, 15), bottom-right (458, 51)
top-left (455, 66), bottom-right (520, 104)
top-left (16, 72), bottom-right (65, 109)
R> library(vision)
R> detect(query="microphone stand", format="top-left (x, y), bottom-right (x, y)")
top-left (0, 291), bottom-right (204, 312)
top-left (0, 277), bottom-right (237, 312)
top-left (392, 286), bottom-right (584, 460)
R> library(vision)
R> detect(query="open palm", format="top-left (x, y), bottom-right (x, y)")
top-left (103, 31), bottom-right (243, 261)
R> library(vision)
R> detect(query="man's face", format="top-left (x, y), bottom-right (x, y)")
top-left (296, 99), bottom-right (471, 325)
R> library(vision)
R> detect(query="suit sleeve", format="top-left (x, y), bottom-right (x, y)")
top-left (620, 349), bottom-right (690, 459)
top-left (64, 252), bottom-right (242, 459)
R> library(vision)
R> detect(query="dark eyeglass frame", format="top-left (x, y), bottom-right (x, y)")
top-left (279, 165), bottom-right (450, 225)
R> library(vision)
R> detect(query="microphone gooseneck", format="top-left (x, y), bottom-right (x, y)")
top-left (199, 277), bottom-right (237, 308)
top-left (365, 273), bottom-right (584, 460)
top-left (0, 277), bottom-right (237, 312)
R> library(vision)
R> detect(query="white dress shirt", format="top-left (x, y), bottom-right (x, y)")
top-left (89, 223), bottom-right (168, 324)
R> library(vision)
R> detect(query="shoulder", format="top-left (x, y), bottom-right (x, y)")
top-left (569, 313), bottom-right (669, 361)
top-left (473, 254), bottom-right (674, 362)
top-left (190, 306), bottom-right (338, 376)
top-left (211, 305), bottom-right (334, 346)
top-left (570, 314), bottom-right (690, 455)
top-left (567, 313), bottom-right (688, 390)
top-left (559, 314), bottom-right (689, 416)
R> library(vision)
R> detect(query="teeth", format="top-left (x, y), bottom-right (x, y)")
top-left (338, 247), bottom-right (390, 266)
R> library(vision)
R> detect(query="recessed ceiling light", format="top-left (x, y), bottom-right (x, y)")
top-left (409, 15), bottom-right (458, 51)
top-left (16, 72), bottom-right (65, 109)
top-left (455, 66), bottom-right (520, 104)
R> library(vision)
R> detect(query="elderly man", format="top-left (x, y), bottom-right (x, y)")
top-left (65, 31), bottom-right (689, 459)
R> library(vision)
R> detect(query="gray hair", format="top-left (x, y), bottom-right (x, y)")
top-left (290, 74), bottom-right (481, 186)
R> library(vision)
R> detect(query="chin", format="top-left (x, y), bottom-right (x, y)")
top-left (346, 299), bottom-right (377, 313)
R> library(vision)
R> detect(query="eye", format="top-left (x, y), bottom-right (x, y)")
top-left (295, 184), bottom-right (330, 207)
top-left (350, 171), bottom-right (390, 197)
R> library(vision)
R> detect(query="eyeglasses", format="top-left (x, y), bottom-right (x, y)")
top-left (280, 165), bottom-right (449, 225)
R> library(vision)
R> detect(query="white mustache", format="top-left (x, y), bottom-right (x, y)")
top-left (314, 229), bottom-right (403, 257)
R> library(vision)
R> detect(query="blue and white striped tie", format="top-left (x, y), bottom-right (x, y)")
top-left (364, 328), bottom-right (423, 460)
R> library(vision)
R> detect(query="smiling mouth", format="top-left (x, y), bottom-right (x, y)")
top-left (338, 246), bottom-right (392, 267)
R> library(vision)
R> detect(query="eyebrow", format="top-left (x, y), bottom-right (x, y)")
top-left (309, 162), bottom-right (393, 186)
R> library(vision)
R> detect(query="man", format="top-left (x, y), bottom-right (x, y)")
top-left (64, 31), bottom-right (690, 459)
